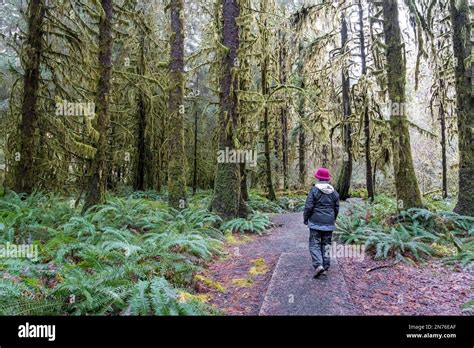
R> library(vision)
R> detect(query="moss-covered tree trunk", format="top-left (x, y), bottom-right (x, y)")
top-left (82, 0), bottom-right (113, 212)
top-left (440, 99), bottom-right (448, 199)
top-left (107, 117), bottom-right (117, 190)
top-left (15, 0), bottom-right (45, 193)
top-left (451, 0), bottom-right (474, 215)
top-left (336, 14), bottom-right (353, 200)
top-left (192, 76), bottom-right (199, 195)
top-left (135, 35), bottom-right (147, 191)
top-left (155, 114), bottom-right (165, 193)
top-left (239, 163), bottom-right (249, 201)
top-left (381, 0), bottom-right (423, 209)
top-left (135, 93), bottom-right (146, 191)
top-left (260, 3), bottom-right (276, 201)
top-left (279, 29), bottom-right (289, 190)
top-left (238, 103), bottom-right (249, 202)
top-left (297, 43), bottom-right (306, 187)
top-left (238, 4), bottom-right (250, 202)
top-left (263, 90), bottom-right (276, 200)
top-left (358, 0), bottom-right (374, 201)
top-left (167, 0), bottom-right (187, 209)
top-left (239, 78), bottom-right (249, 202)
top-left (211, 0), bottom-right (248, 219)
top-left (263, 125), bottom-right (276, 199)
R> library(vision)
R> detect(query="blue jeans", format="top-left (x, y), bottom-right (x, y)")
top-left (309, 229), bottom-right (332, 270)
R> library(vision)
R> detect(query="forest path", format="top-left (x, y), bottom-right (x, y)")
top-left (205, 201), bottom-right (361, 315)
top-left (258, 205), bottom-right (359, 315)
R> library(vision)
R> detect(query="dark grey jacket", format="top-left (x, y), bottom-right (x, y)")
top-left (303, 182), bottom-right (340, 231)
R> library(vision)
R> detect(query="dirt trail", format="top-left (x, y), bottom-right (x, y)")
top-left (258, 213), bottom-right (357, 315)
top-left (204, 207), bottom-right (357, 315)
top-left (204, 204), bottom-right (472, 315)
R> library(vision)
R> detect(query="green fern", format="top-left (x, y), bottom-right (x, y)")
top-left (220, 213), bottom-right (270, 235)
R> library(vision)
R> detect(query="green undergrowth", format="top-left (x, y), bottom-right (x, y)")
top-left (336, 194), bottom-right (474, 267)
top-left (247, 191), bottom-right (306, 213)
top-left (0, 188), bottom-right (293, 315)
top-left (336, 194), bottom-right (473, 313)
top-left (0, 191), bottom-right (227, 315)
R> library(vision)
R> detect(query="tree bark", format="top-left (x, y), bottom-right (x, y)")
top-left (167, 0), bottom-right (187, 209)
top-left (192, 76), bottom-right (199, 195)
top-left (239, 80), bottom-right (249, 202)
top-left (297, 43), bottom-right (306, 187)
top-left (83, 0), bottom-right (113, 212)
top-left (440, 100), bottom-right (448, 199)
top-left (279, 29), bottom-right (289, 190)
top-left (381, 0), bottom-right (423, 209)
top-left (15, 0), bottom-right (45, 193)
top-left (263, 101), bottom-right (276, 200)
top-left (358, 0), bottom-right (374, 201)
top-left (451, 0), bottom-right (474, 215)
top-left (261, 4), bottom-right (276, 201)
top-left (135, 34), bottom-right (147, 191)
top-left (336, 14), bottom-right (353, 200)
top-left (239, 162), bottom-right (248, 201)
top-left (210, 0), bottom-right (248, 219)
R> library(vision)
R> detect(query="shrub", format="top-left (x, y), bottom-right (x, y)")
top-left (0, 192), bottom-right (227, 315)
top-left (336, 195), bottom-right (474, 265)
top-left (364, 225), bottom-right (436, 263)
top-left (350, 188), bottom-right (368, 199)
top-left (221, 213), bottom-right (271, 235)
top-left (247, 193), bottom-right (285, 213)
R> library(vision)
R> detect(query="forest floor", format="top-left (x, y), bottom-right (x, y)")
top-left (199, 204), bottom-right (473, 315)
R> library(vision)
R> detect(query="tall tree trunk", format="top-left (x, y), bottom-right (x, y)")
top-left (297, 43), bottom-right (306, 187)
top-left (135, 95), bottom-right (146, 191)
top-left (381, 0), bottom-right (423, 209)
top-left (336, 14), bottom-right (353, 200)
top-left (451, 0), bottom-right (474, 215)
top-left (298, 116), bottom-right (306, 186)
top-left (135, 35), bottom-right (147, 191)
top-left (279, 29), bottom-right (289, 191)
top-left (261, 7), bottom-right (276, 201)
top-left (238, 1), bottom-right (250, 202)
top-left (211, 0), bottom-right (248, 219)
top-left (373, 160), bottom-right (377, 194)
top-left (440, 100), bottom-right (448, 199)
top-left (263, 102), bottom-right (276, 200)
top-left (273, 119), bottom-right (280, 190)
top-left (239, 78), bottom-right (249, 202)
top-left (168, 0), bottom-right (187, 209)
top-left (358, 0), bottom-right (374, 201)
top-left (107, 111), bottom-right (117, 190)
top-left (156, 116), bottom-right (165, 192)
top-left (15, 0), bottom-right (45, 193)
top-left (239, 162), bottom-right (248, 201)
top-left (83, 0), bottom-right (113, 212)
top-left (192, 76), bottom-right (199, 195)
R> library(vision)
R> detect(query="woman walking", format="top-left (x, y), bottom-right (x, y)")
top-left (303, 168), bottom-right (340, 278)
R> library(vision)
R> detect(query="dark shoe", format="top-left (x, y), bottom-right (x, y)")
top-left (313, 265), bottom-right (324, 278)
top-left (321, 270), bottom-right (328, 276)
